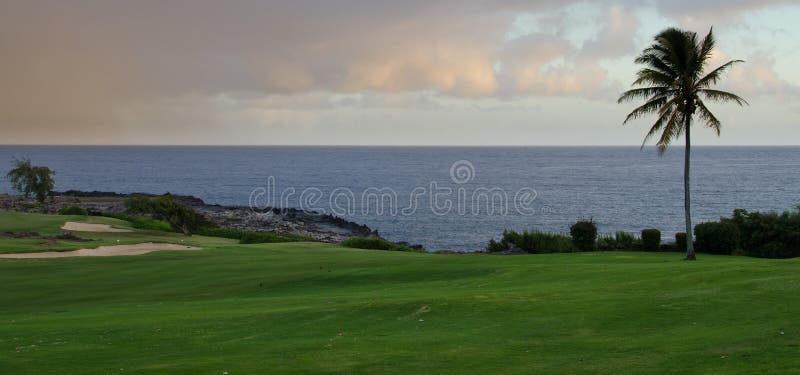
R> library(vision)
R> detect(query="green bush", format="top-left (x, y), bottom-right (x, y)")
top-left (198, 227), bottom-right (311, 244)
top-left (124, 195), bottom-right (213, 234)
top-left (570, 220), bottom-right (597, 251)
top-left (728, 208), bottom-right (800, 258)
top-left (102, 213), bottom-right (173, 232)
top-left (124, 196), bottom-right (156, 213)
top-left (694, 221), bottom-right (740, 255)
top-left (596, 231), bottom-right (640, 250)
top-left (675, 232), bottom-right (687, 252)
top-left (615, 231), bottom-right (638, 249)
top-left (488, 230), bottom-right (575, 253)
top-left (521, 231), bottom-right (575, 253)
top-left (487, 238), bottom-right (508, 252)
top-left (239, 232), bottom-right (293, 244)
top-left (341, 237), bottom-right (423, 252)
top-left (196, 227), bottom-right (244, 240)
top-left (596, 234), bottom-right (615, 250)
top-left (58, 206), bottom-right (88, 216)
top-left (641, 229), bottom-right (661, 251)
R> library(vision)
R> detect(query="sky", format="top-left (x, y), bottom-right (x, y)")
top-left (1, 0), bottom-right (798, 146)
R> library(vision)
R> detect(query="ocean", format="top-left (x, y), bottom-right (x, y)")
top-left (1, 146), bottom-right (798, 250)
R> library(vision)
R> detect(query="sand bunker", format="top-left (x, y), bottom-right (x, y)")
top-left (61, 221), bottom-right (132, 233)
top-left (0, 243), bottom-right (200, 259)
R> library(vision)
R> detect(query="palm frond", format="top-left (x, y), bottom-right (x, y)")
top-left (617, 86), bottom-right (672, 103)
top-left (634, 52), bottom-right (678, 78)
top-left (656, 109), bottom-right (684, 154)
top-left (623, 96), bottom-right (670, 124)
top-left (656, 28), bottom-right (692, 74)
top-left (641, 103), bottom-right (677, 148)
top-left (699, 89), bottom-right (748, 106)
top-left (695, 99), bottom-right (721, 135)
top-left (697, 60), bottom-right (744, 88)
top-left (696, 27), bottom-right (715, 73)
top-left (632, 68), bottom-right (676, 87)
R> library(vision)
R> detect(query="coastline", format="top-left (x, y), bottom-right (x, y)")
top-left (0, 190), bottom-right (378, 244)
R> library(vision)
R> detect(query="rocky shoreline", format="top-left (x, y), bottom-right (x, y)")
top-left (0, 191), bottom-right (378, 244)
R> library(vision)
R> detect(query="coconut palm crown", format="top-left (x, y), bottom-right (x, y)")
top-left (618, 27), bottom-right (747, 260)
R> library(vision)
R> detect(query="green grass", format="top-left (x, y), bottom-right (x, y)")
top-left (0, 212), bottom-right (799, 373)
top-left (0, 211), bottom-right (235, 253)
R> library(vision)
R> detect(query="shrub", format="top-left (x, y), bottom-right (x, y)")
top-left (239, 231), bottom-right (293, 244)
top-left (487, 238), bottom-right (508, 252)
top-left (491, 230), bottom-right (575, 253)
top-left (641, 229), bottom-right (661, 251)
top-left (124, 195), bottom-right (213, 234)
top-left (196, 227), bottom-right (244, 240)
top-left (102, 213), bottom-right (173, 232)
top-left (58, 206), bottom-right (88, 216)
top-left (341, 237), bottom-right (423, 252)
top-left (728, 208), bottom-right (800, 258)
top-left (124, 196), bottom-right (154, 213)
top-left (198, 227), bottom-right (311, 244)
top-left (596, 234), bottom-right (616, 250)
top-left (694, 221), bottom-right (740, 255)
top-left (518, 231), bottom-right (575, 253)
top-left (501, 229), bottom-right (521, 249)
top-left (570, 220), bottom-right (597, 251)
top-left (675, 232), bottom-right (687, 252)
top-left (596, 231), bottom-right (640, 250)
top-left (615, 231), bottom-right (639, 249)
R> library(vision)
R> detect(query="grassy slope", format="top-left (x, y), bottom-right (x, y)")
top-left (0, 211), bottom-right (235, 253)
top-left (0, 213), bottom-right (798, 374)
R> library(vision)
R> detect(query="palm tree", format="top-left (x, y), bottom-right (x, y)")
top-left (618, 27), bottom-right (747, 260)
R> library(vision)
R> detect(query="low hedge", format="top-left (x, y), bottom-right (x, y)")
top-left (341, 237), bottom-right (423, 252)
top-left (198, 227), bottom-right (312, 244)
top-left (694, 221), bottom-right (740, 255)
top-left (729, 208), bottom-right (800, 258)
top-left (675, 232), bottom-right (687, 252)
top-left (597, 231), bottom-right (640, 250)
top-left (101, 213), bottom-right (173, 232)
top-left (487, 230), bottom-right (575, 253)
top-left (58, 206), bottom-right (88, 216)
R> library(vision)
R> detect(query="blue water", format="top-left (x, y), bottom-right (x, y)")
top-left (1, 146), bottom-right (798, 250)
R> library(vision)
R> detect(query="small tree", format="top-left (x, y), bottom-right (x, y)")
top-left (6, 158), bottom-right (55, 203)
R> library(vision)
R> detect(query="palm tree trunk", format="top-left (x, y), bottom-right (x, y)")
top-left (684, 114), bottom-right (696, 260)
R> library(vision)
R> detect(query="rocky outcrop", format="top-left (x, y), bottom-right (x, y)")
top-left (0, 191), bottom-right (377, 243)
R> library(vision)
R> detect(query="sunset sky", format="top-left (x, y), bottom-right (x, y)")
top-left (1, 1), bottom-right (798, 146)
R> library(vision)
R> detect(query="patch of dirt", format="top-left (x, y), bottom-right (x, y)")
top-left (0, 243), bottom-right (201, 259)
top-left (61, 222), bottom-right (132, 233)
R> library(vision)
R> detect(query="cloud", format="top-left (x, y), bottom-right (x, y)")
top-left (652, 0), bottom-right (797, 27)
top-left (726, 54), bottom-right (800, 99)
top-left (578, 5), bottom-right (639, 60)
top-left (0, 0), bottom-right (797, 144)
top-left (498, 33), bottom-right (613, 98)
